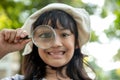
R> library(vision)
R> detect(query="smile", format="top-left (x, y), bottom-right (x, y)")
top-left (47, 51), bottom-right (65, 59)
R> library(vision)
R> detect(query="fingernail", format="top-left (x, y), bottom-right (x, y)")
top-left (21, 34), bottom-right (25, 38)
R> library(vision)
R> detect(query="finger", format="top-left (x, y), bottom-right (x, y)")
top-left (15, 28), bottom-right (28, 39)
top-left (20, 30), bottom-right (28, 38)
top-left (16, 39), bottom-right (31, 50)
top-left (3, 29), bottom-right (11, 41)
top-left (21, 39), bottom-right (31, 45)
top-left (16, 28), bottom-right (23, 39)
top-left (0, 30), bottom-right (5, 40)
top-left (14, 29), bottom-right (28, 43)
top-left (8, 30), bottom-right (17, 43)
top-left (14, 28), bottom-right (23, 43)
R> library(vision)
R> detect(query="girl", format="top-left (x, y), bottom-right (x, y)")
top-left (1, 3), bottom-right (93, 80)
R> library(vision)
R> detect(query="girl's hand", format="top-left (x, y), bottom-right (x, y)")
top-left (0, 28), bottom-right (31, 59)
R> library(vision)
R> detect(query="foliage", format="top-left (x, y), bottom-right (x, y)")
top-left (0, 0), bottom-right (97, 29)
top-left (103, 0), bottom-right (120, 39)
top-left (82, 3), bottom-right (97, 15)
top-left (108, 69), bottom-right (120, 80)
top-left (100, 7), bottom-right (108, 18)
top-left (113, 49), bottom-right (120, 61)
top-left (104, 25), bottom-right (120, 39)
top-left (90, 31), bottom-right (99, 42)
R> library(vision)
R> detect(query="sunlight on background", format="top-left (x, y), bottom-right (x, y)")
top-left (82, 0), bottom-right (120, 71)
top-left (82, 0), bottom-right (105, 7)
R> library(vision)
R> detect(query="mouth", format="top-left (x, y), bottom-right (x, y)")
top-left (47, 50), bottom-right (66, 59)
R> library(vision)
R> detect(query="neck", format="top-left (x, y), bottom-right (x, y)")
top-left (45, 65), bottom-right (71, 80)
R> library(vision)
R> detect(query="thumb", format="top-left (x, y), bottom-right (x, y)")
top-left (21, 39), bottom-right (31, 46)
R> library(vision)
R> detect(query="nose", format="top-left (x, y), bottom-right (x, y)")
top-left (52, 35), bottom-right (62, 48)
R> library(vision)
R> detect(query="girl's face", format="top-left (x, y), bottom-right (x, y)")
top-left (38, 24), bottom-right (75, 67)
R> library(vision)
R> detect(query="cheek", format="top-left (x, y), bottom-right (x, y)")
top-left (65, 37), bottom-right (75, 59)
top-left (66, 36), bottom-right (75, 51)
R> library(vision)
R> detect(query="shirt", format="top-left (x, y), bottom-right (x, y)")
top-left (1, 74), bottom-right (46, 80)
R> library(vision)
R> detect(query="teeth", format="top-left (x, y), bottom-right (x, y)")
top-left (47, 51), bottom-right (65, 58)
top-left (49, 52), bottom-right (63, 55)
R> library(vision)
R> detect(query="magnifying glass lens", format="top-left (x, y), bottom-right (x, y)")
top-left (32, 25), bottom-right (55, 49)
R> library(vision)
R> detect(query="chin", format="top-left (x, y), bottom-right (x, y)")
top-left (48, 63), bottom-right (67, 68)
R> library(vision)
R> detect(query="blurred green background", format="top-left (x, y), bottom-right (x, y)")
top-left (0, 0), bottom-right (120, 80)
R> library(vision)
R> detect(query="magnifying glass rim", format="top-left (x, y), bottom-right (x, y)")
top-left (31, 25), bottom-right (56, 49)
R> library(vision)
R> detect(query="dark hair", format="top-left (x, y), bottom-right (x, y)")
top-left (22, 10), bottom-right (92, 80)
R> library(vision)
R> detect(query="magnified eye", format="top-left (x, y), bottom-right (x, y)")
top-left (38, 32), bottom-right (53, 38)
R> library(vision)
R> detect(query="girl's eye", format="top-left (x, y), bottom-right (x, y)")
top-left (61, 33), bottom-right (70, 38)
top-left (39, 32), bottom-right (52, 38)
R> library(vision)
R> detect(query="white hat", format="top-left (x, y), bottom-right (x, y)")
top-left (22, 3), bottom-right (90, 56)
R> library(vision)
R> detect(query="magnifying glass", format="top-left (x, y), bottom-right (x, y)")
top-left (23, 25), bottom-right (56, 49)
